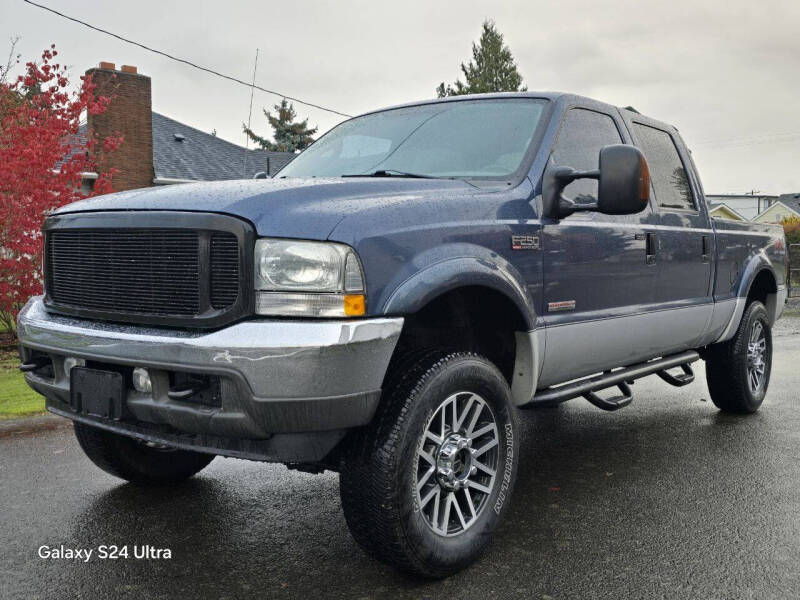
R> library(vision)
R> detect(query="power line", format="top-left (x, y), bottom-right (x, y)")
top-left (693, 137), bottom-right (800, 151)
top-left (22, 0), bottom-right (353, 118)
top-left (693, 130), bottom-right (800, 148)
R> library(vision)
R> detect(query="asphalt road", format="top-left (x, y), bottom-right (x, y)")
top-left (2, 323), bottom-right (799, 600)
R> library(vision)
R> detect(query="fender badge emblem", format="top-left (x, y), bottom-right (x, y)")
top-left (548, 300), bottom-right (576, 312)
top-left (511, 235), bottom-right (540, 250)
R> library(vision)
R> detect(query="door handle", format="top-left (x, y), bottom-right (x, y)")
top-left (702, 235), bottom-right (710, 263)
top-left (646, 232), bottom-right (657, 265)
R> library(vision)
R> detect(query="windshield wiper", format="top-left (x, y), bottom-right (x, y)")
top-left (341, 169), bottom-right (440, 179)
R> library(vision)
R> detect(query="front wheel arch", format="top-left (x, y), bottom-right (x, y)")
top-left (381, 257), bottom-right (537, 331)
top-left (383, 284), bottom-right (538, 404)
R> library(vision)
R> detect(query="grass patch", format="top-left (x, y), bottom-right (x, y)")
top-left (0, 349), bottom-right (45, 419)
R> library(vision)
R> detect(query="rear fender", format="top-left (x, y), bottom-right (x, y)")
top-left (717, 254), bottom-right (782, 342)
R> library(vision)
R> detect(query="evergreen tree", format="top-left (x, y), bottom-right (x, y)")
top-left (243, 99), bottom-right (317, 152)
top-left (436, 20), bottom-right (526, 98)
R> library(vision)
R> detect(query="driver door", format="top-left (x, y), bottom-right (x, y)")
top-left (538, 106), bottom-right (657, 388)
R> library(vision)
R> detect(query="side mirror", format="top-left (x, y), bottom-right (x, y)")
top-left (542, 144), bottom-right (650, 219)
top-left (253, 171), bottom-right (268, 179)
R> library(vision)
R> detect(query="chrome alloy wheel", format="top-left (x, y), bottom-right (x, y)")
top-left (746, 320), bottom-right (767, 394)
top-left (415, 391), bottom-right (499, 537)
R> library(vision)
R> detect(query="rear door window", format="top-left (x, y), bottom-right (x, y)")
top-left (632, 123), bottom-right (696, 212)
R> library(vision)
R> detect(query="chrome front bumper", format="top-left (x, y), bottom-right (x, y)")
top-left (17, 298), bottom-right (403, 458)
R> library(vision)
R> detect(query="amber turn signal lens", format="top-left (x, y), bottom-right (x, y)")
top-left (343, 294), bottom-right (366, 316)
top-left (639, 154), bottom-right (651, 203)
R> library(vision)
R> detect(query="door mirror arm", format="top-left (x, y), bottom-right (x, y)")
top-left (542, 145), bottom-right (650, 221)
top-left (543, 164), bottom-right (600, 219)
top-left (542, 163), bottom-right (600, 219)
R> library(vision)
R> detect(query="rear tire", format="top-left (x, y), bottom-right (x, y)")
top-left (74, 422), bottom-right (215, 485)
top-left (705, 300), bottom-right (772, 414)
top-left (339, 351), bottom-right (519, 578)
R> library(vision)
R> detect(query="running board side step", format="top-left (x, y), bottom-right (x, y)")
top-left (525, 350), bottom-right (700, 411)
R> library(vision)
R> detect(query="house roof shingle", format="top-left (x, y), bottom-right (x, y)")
top-left (56, 123), bottom-right (89, 172)
top-left (151, 112), bottom-right (294, 180)
top-left (71, 113), bottom-right (295, 181)
top-left (776, 193), bottom-right (800, 216)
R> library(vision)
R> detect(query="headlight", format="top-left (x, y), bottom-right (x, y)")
top-left (254, 239), bottom-right (366, 317)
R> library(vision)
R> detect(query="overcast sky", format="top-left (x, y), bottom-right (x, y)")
top-left (2, 0), bottom-right (799, 194)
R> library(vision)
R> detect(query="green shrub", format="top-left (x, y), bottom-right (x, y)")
top-left (783, 216), bottom-right (800, 245)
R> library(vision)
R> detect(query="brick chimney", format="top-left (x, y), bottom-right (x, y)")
top-left (86, 62), bottom-right (155, 191)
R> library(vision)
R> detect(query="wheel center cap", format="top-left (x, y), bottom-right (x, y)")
top-left (436, 434), bottom-right (476, 490)
top-left (748, 344), bottom-right (763, 365)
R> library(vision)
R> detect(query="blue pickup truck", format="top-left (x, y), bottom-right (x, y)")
top-left (18, 92), bottom-right (788, 577)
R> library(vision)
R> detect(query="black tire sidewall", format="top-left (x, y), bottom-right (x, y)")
top-left (74, 422), bottom-right (214, 484)
top-left (114, 434), bottom-right (213, 478)
top-left (393, 356), bottom-right (519, 574)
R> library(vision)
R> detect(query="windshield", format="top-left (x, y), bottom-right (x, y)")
top-left (277, 98), bottom-right (548, 180)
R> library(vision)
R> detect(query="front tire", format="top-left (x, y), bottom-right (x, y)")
top-left (74, 422), bottom-right (215, 485)
top-left (339, 352), bottom-right (519, 578)
top-left (706, 300), bottom-right (772, 414)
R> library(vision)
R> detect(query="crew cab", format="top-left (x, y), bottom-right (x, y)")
top-left (17, 92), bottom-right (788, 577)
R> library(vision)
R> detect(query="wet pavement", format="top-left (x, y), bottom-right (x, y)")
top-left (2, 326), bottom-right (799, 599)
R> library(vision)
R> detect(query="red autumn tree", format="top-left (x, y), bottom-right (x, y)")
top-left (0, 45), bottom-right (122, 335)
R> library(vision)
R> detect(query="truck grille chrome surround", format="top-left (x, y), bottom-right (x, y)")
top-left (42, 211), bottom-right (254, 328)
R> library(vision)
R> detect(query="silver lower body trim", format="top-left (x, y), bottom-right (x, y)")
top-left (771, 285), bottom-right (788, 324)
top-left (538, 303), bottom-right (713, 389)
top-left (714, 297), bottom-right (747, 343)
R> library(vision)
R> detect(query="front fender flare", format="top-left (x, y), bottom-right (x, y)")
top-left (381, 256), bottom-right (537, 330)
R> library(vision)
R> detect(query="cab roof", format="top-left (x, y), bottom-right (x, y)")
top-left (356, 91), bottom-right (672, 132)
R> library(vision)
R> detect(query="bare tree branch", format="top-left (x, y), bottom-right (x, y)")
top-left (0, 36), bottom-right (21, 85)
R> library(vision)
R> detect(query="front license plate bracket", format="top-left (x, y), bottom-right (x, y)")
top-left (70, 367), bottom-right (125, 421)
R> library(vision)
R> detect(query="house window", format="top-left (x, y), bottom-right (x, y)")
top-left (80, 178), bottom-right (95, 195)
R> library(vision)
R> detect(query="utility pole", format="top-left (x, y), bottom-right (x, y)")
top-left (243, 48), bottom-right (259, 178)
top-left (746, 189), bottom-right (765, 213)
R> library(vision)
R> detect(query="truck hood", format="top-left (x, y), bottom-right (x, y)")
top-left (55, 177), bottom-right (481, 240)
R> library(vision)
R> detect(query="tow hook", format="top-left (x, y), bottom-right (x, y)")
top-left (167, 380), bottom-right (208, 400)
top-left (19, 356), bottom-right (52, 372)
